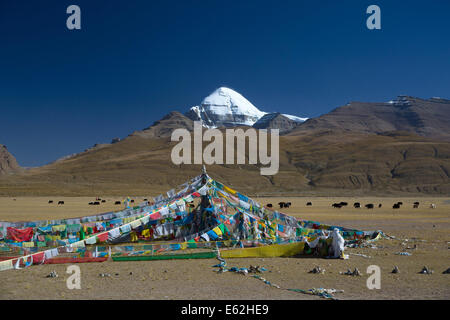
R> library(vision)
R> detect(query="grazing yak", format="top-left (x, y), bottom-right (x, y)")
top-left (430, 204), bottom-right (436, 209)
top-left (365, 203), bottom-right (374, 209)
top-left (57, 201), bottom-right (64, 205)
top-left (413, 203), bottom-right (419, 208)
top-left (354, 202), bottom-right (361, 208)
top-left (378, 204), bottom-right (382, 208)
top-left (332, 203), bottom-right (342, 208)
top-left (101, 200), bottom-right (106, 203)
top-left (393, 203), bottom-right (401, 209)
top-left (266, 203), bottom-right (273, 208)
top-left (339, 202), bottom-right (348, 206)
top-left (306, 202), bottom-right (312, 206)
top-left (114, 201), bottom-right (121, 205)
top-left (278, 202), bottom-right (291, 208)
top-left (48, 200), bottom-right (53, 204)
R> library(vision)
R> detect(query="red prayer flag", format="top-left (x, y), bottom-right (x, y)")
top-left (32, 252), bottom-right (45, 264)
top-left (150, 212), bottom-right (161, 220)
top-left (96, 233), bottom-right (108, 242)
top-left (7, 227), bottom-right (34, 242)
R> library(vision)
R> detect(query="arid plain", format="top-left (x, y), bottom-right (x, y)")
top-left (0, 196), bottom-right (448, 300)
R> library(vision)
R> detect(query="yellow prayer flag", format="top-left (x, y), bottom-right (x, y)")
top-left (213, 227), bottom-right (222, 236)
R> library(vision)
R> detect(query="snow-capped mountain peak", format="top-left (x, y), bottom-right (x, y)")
top-left (185, 87), bottom-right (307, 128)
top-left (201, 87), bottom-right (266, 118)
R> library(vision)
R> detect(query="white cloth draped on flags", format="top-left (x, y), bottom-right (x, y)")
top-left (108, 228), bottom-right (120, 239)
top-left (71, 240), bottom-right (85, 248)
top-left (176, 200), bottom-right (186, 213)
top-left (200, 233), bottom-right (210, 242)
top-left (0, 259), bottom-right (13, 271)
top-left (85, 236), bottom-right (97, 245)
top-left (44, 248), bottom-right (59, 259)
top-left (141, 215), bottom-right (150, 225)
top-left (198, 185), bottom-right (208, 196)
top-left (239, 200), bottom-right (250, 210)
top-left (44, 250), bottom-right (53, 260)
top-left (130, 219), bottom-right (141, 229)
top-left (154, 225), bottom-right (164, 238)
top-left (159, 207), bottom-right (169, 218)
top-left (120, 224), bottom-right (131, 233)
top-left (163, 223), bottom-right (174, 236)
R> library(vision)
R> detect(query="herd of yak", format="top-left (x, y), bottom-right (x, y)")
top-left (47, 199), bottom-right (435, 210)
top-left (265, 201), bottom-right (435, 210)
top-left (47, 198), bottom-right (148, 206)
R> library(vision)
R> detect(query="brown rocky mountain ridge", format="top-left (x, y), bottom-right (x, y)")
top-left (253, 113), bottom-right (301, 134)
top-left (0, 96), bottom-right (449, 196)
top-left (293, 96), bottom-right (450, 140)
top-left (0, 145), bottom-right (21, 175)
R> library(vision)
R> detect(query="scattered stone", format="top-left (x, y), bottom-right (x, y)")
top-left (419, 266), bottom-right (433, 274)
top-left (237, 269), bottom-right (248, 275)
top-left (46, 271), bottom-right (58, 278)
top-left (349, 253), bottom-right (371, 258)
top-left (248, 265), bottom-right (265, 273)
top-left (391, 266), bottom-right (400, 274)
top-left (342, 268), bottom-right (361, 276)
top-left (309, 266), bottom-right (325, 274)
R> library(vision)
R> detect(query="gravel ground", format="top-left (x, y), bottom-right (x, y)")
top-left (0, 196), bottom-right (449, 300)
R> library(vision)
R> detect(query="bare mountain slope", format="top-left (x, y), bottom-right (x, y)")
top-left (0, 145), bottom-right (21, 175)
top-left (130, 111), bottom-right (194, 139)
top-left (252, 113), bottom-right (301, 134)
top-left (293, 96), bottom-right (450, 140)
top-left (1, 95), bottom-right (449, 196)
top-left (1, 129), bottom-right (448, 196)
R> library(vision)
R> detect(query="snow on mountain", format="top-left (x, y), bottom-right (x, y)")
top-left (185, 87), bottom-right (307, 128)
top-left (186, 87), bottom-right (266, 127)
top-left (282, 114), bottom-right (309, 122)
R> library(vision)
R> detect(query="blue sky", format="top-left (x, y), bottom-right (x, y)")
top-left (0, 0), bottom-right (449, 167)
